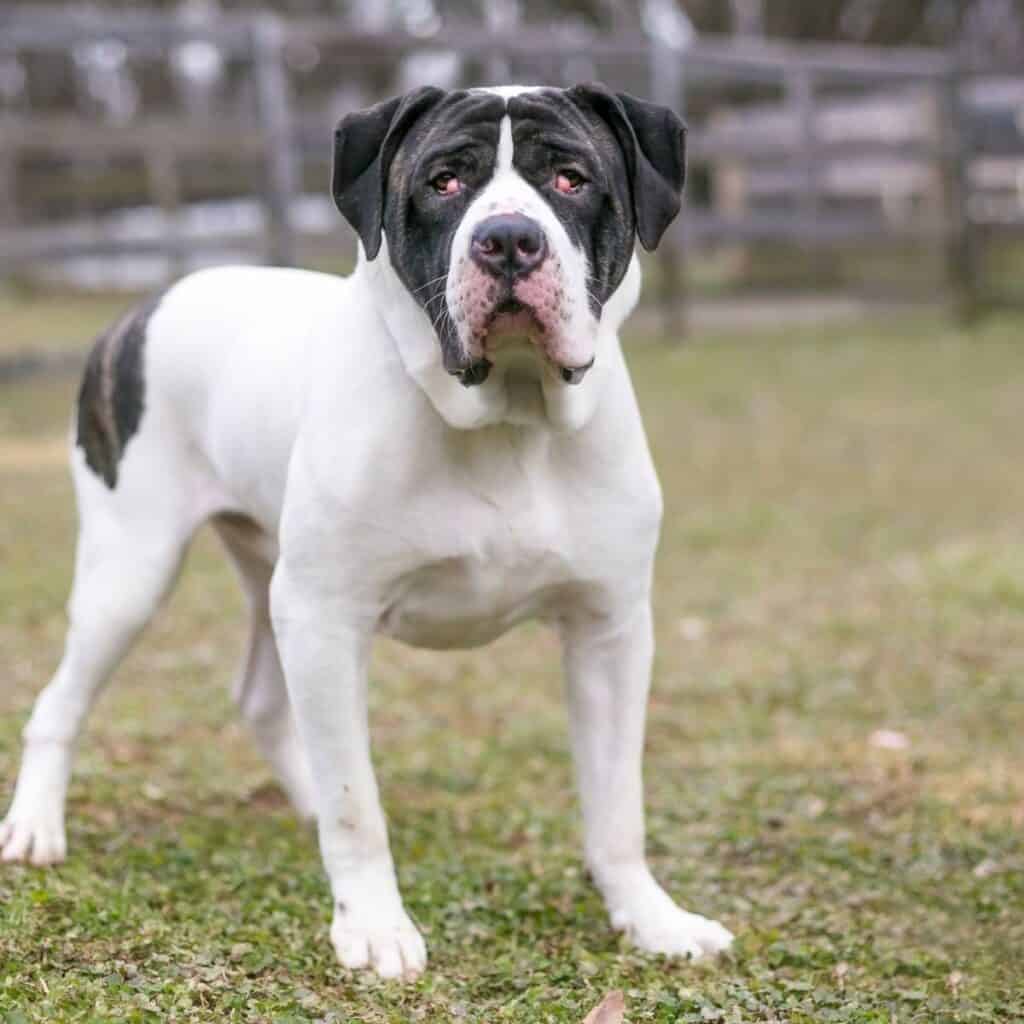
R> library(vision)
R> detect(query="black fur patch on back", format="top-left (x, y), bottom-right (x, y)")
top-left (76, 293), bottom-right (163, 488)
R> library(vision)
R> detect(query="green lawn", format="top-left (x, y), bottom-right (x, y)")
top-left (1, 308), bottom-right (1022, 1022)
top-left (0, 289), bottom-right (139, 360)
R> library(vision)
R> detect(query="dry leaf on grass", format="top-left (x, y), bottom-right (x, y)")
top-left (582, 990), bottom-right (625, 1024)
top-left (868, 728), bottom-right (910, 751)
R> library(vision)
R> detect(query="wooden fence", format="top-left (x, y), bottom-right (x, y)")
top-left (1, 8), bottom-right (1022, 330)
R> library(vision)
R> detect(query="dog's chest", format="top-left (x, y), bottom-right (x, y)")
top-left (375, 449), bottom-right (581, 648)
top-left (379, 545), bottom-right (567, 648)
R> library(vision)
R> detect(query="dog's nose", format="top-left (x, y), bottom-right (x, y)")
top-left (471, 214), bottom-right (547, 279)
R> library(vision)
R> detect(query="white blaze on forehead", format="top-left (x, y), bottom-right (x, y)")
top-left (471, 84), bottom-right (543, 100)
top-left (495, 115), bottom-right (514, 175)
top-left (468, 114), bottom-right (530, 216)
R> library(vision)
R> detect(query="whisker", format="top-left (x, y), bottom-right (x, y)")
top-left (411, 276), bottom-right (448, 297)
top-left (410, 273), bottom-right (450, 296)
top-left (435, 309), bottom-right (457, 343)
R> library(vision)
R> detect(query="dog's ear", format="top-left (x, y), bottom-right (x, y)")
top-left (568, 83), bottom-right (686, 251)
top-left (333, 86), bottom-right (445, 259)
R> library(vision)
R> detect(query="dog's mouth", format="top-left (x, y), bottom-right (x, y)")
top-left (446, 297), bottom-right (542, 388)
top-left (484, 298), bottom-right (541, 342)
top-left (443, 290), bottom-right (594, 390)
top-left (482, 299), bottom-right (594, 384)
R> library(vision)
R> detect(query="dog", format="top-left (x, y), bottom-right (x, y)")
top-left (1, 84), bottom-right (733, 979)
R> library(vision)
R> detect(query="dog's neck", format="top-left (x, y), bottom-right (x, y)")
top-left (357, 236), bottom-right (642, 434)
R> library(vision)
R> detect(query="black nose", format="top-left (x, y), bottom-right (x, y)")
top-left (471, 214), bottom-right (547, 279)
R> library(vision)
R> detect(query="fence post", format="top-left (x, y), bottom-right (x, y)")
top-left (788, 66), bottom-right (820, 230)
top-left (146, 146), bottom-right (184, 282)
top-left (483, 0), bottom-right (516, 84)
top-left (937, 58), bottom-right (978, 322)
top-left (651, 35), bottom-right (687, 342)
top-left (252, 13), bottom-right (298, 267)
top-left (786, 64), bottom-right (838, 286)
top-left (0, 121), bottom-right (15, 281)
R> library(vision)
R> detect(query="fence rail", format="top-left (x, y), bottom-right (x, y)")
top-left (1, 9), bottom-right (1022, 328)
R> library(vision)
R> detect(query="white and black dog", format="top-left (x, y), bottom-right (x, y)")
top-left (2, 84), bottom-right (733, 978)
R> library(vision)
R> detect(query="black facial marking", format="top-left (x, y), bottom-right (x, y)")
top-left (379, 90), bottom-right (505, 376)
top-left (334, 88), bottom-right (506, 378)
top-left (566, 84), bottom-right (687, 253)
top-left (509, 85), bottom-right (686, 316)
top-left (76, 293), bottom-right (163, 489)
top-left (508, 90), bottom-right (635, 318)
top-left (332, 86), bottom-right (447, 261)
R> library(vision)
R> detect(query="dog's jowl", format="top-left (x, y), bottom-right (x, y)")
top-left (2, 84), bottom-right (733, 980)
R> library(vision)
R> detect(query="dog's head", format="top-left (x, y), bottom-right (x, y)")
top-left (333, 83), bottom-right (685, 400)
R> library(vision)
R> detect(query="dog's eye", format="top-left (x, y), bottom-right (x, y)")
top-left (554, 169), bottom-right (585, 194)
top-left (431, 171), bottom-right (461, 196)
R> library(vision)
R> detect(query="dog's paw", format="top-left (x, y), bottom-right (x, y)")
top-left (0, 809), bottom-right (67, 866)
top-left (330, 909), bottom-right (427, 980)
top-left (610, 887), bottom-right (733, 961)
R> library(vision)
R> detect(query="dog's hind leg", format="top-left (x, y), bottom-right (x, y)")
top-left (214, 515), bottom-right (316, 821)
top-left (1, 458), bottom-right (196, 865)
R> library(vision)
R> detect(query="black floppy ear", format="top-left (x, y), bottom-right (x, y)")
top-left (568, 83), bottom-right (687, 251)
top-left (332, 86), bottom-right (445, 259)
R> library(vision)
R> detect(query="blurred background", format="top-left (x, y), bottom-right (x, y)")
top-left (3, 7), bottom-right (1024, 1018)
top-left (1, 0), bottom-right (1023, 340)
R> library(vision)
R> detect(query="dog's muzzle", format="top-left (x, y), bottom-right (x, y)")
top-left (444, 213), bottom-right (595, 389)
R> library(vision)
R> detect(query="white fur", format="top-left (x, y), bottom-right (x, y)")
top-left (473, 84), bottom-right (543, 100)
top-left (496, 110), bottom-right (514, 169)
top-left (2, 106), bottom-right (732, 979)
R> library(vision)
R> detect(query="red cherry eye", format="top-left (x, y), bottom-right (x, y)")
top-left (432, 172), bottom-right (461, 195)
top-left (555, 169), bottom-right (584, 194)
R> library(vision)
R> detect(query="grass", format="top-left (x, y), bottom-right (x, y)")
top-left (0, 288), bottom-right (140, 360)
top-left (1, 302), bottom-right (1023, 1022)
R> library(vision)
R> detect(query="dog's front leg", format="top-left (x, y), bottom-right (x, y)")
top-left (270, 566), bottom-right (425, 980)
top-left (561, 599), bottom-right (733, 960)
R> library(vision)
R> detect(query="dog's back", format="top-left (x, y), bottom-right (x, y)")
top-left (74, 265), bottom-right (358, 532)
